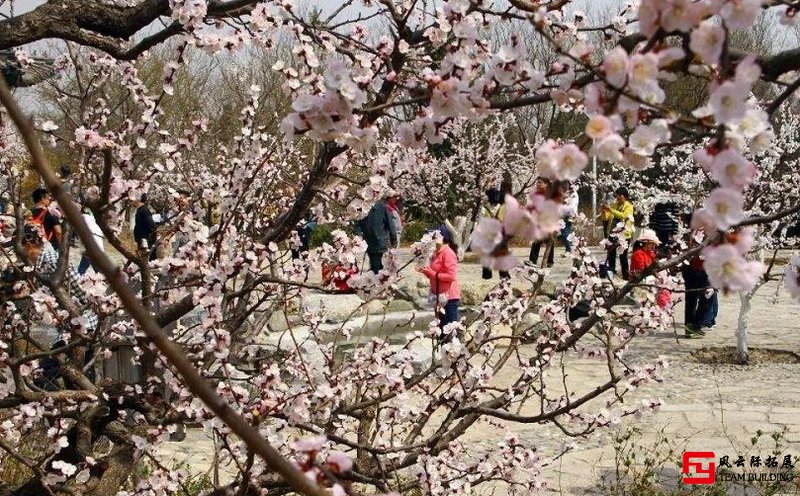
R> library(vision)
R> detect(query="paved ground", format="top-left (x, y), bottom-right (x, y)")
top-left (148, 246), bottom-right (800, 494)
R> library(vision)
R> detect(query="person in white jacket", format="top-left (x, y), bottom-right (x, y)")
top-left (560, 183), bottom-right (579, 257)
top-left (77, 206), bottom-right (105, 275)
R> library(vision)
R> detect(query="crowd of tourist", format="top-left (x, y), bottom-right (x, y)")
top-left (347, 179), bottom-right (720, 340)
top-left (9, 167), bottom-right (726, 343)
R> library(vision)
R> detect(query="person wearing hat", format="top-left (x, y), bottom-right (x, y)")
top-left (355, 195), bottom-right (398, 273)
top-left (629, 228), bottom-right (671, 309)
top-left (630, 229), bottom-right (660, 278)
top-left (602, 186), bottom-right (635, 280)
top-left (417, 225), bottom-right (461, 338)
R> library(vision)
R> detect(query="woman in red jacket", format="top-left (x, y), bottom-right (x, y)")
top-left (630, 229), bottom-right (671, 309)
top-left (417, 225), bottom-right (461, 337)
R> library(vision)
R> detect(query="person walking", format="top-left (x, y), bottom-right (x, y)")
top-left (478, 188), bottom-right (509, 279)
top-left (602, 186), bottom-right (634, 280)
top-left (418, 225), bottom-right (461, 339)
top-left (355, 196), bottom-right (397, 273)
top-left (30, 187), bottom-right (63, 251)
top-left (682, 249), bottom-right (718, 338)
top-left (77, 206), bottom-right (105, 275)
top-left (528, 178), bottom-right (555, 267)
top-left (560, 182), bottom-right (579, 257)
top-left (133, 193), bottom-right (158, 261)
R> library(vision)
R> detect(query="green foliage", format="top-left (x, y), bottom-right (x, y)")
top-left (309, 223), bottom-right (335, 248)
top-left (402, 220), bottom-right (429, 245)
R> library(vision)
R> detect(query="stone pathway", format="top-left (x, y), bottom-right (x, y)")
top-left (147, 246), bottom-right (800, 494)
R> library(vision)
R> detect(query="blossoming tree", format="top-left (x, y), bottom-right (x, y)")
top-left (1, 0), bottom-right (800, 495)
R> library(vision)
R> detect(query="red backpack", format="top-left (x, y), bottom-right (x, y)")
top-left (29, 208), bottom-right (52, 241)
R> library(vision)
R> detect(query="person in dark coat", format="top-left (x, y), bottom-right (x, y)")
top-left (291, 212), bottom-right (317, 260)
top-left (133, 194), bottom-right (157, 261)
top-left (649, 201), bottom-right (680, 255)
top-left (355, 199), bottom-right (397, 273)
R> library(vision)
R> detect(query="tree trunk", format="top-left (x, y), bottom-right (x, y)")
top-left (444, 216), bottom-right (471, 260)
top-left (736, 249), bottom-right (766, 365)
top-left (736, 290), bottom-right (752, 365)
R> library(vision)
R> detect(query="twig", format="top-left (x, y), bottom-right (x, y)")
top-left (0, 77), bottom-right (333, 496)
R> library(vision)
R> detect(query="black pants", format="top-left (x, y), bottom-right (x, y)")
top-left (654, 230), bottom-right (676, 257)
top-left (529, 239), bottom-right (554, 266)
top-left (292, 228), bottom-right (311, 260)
top-left (481, 267), bottom-right (510, 279)
top-left (367, 251), bottom-right (384, 273)
top-left (682, 267), bottom-right (718, 330)
top-left (606, 245), bottom-right (629, 279)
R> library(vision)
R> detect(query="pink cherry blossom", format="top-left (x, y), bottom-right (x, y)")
top-left (554, 143), bottom-right (589, 181)
top-left (503, 194), bottom-right (562, 241)
top-left (703, 187), bottom-right (745, 230)
top-left (710, 148), bottom-right (757, 188)
top-left (470, 218), bottom-right (504, 255)
top-left (291, 435), bottom-right (327, 452)
top-left (326, 451), bottom-right (354, 473)
top-left (720, 0), bottom-right (762, 30)
top-left (586, 115), bottom-right (614, 140)
top-left (704, 244), bottom-right (764, 292)
top-left (602, 47), bottom-right (629, 88)
top-left (628, 53), bottom-right (664, 103)
top-left (593, 134), bottom-right (625, 163)
top-left (734, 54), bottom-right (762, 87)
top-left (709, 81), bottom-right (748, 124)
top-left (690, 20), bottom-right (725, 64)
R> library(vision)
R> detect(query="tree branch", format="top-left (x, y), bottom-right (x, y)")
top-left (0, 77), bottom-right (332, 496)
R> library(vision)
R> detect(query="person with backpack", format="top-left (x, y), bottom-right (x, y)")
top-left (292, 212), bottom-right (317, 259)
top-left (681, 230), bottom-right (719, 339)
top-left (649, 201), bottom-right (681, 255)
top-left (30, 187), bottom-right (62, 250)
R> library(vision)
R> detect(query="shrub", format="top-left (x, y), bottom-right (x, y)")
top-left (309, 224), bottom-right (335, 248)
top-left (402, 220), bottom-right (429, 245)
